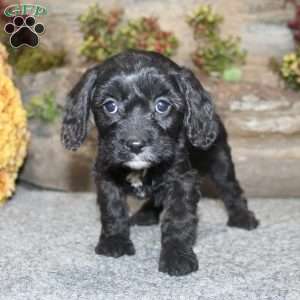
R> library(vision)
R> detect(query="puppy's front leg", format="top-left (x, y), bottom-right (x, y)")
top-left (95, 178), bottom-right (135, 257)
top-left (159, 171), bottom-right (199, 276)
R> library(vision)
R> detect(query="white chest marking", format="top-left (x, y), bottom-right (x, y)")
top-left (126, 169), bottom-right (147, 188)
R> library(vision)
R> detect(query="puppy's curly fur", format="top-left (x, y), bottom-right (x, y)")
top-left (61, 50), bottom-right (259, 276)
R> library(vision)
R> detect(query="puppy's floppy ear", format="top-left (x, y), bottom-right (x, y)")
top-left (175, 68), bottom-right (218, 149)
top-left (61, 67), bottom-right (98, 151)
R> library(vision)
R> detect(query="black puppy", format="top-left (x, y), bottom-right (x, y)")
top-left (61, 50), bottom-right (259, 276)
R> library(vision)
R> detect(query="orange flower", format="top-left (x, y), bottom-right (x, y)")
top-left (0, 43), bottom-right (30, 204)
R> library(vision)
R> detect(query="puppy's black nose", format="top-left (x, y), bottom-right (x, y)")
top-left (126, 139), bottom-right (145, 154)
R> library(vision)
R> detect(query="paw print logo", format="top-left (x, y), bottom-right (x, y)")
top-left (4, 16), bottom-right (45, 48)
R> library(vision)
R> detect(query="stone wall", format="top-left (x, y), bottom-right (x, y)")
top-left (15, 0), bottom-right (300, 197)
top-left (42, 0), bottom-right (294, 82)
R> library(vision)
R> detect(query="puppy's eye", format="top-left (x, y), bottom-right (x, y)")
top-left (103, 99), bottom-right (118, 114)
top-left (155, 99), bottom-right (171, 114)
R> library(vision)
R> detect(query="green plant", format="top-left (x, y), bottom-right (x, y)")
top-left (192, 36), bottom-right (246, 76)
top-left (78, 5), bottom-right (123, 61)
top-left (116, 17), bottom-right (178, 56)
top-left (9, 47), bottom-right (66, 75)
top-left (222, 66), bottom-right (242, 82)
top-left (188, 5), bottom-right (246, 79)
top-left (78, 4), bottom-right (178, 62)
top-left (268, 56), bottom-right (282, 74)
top-left (280, 50), bottom-right (300, 89)
top-left (187, 4), bottom-right (223, 39)
top-left (0, 22), bottom-right (7, 42)
top-left (26, 91), bottom-right (60, 123)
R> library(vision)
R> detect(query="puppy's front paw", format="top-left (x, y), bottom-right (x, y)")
top-left (159, 243), bottom-right (198, 276)
top-left (227, 209), bottom-right (259, 230)
top-left (95, 235), bottom-right (135, 258)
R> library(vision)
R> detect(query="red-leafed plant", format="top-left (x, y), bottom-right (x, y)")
top-left (78, 4), bottom-right (178, 62)
top-left (285, 0), bottom-right (300, 42)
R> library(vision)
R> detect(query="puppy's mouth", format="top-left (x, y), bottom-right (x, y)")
top-left (123, 149), bottom-right (155, 170)
top-left (124, 156), bottom-right (151, 170)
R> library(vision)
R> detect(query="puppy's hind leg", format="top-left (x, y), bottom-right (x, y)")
top-left (130, 197), bottom-right (162, 226)
top-left (209, 143), bottom-right (259, 230)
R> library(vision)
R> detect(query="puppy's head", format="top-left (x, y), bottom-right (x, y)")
top-left (61, 50), bottom-right (218, 170)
